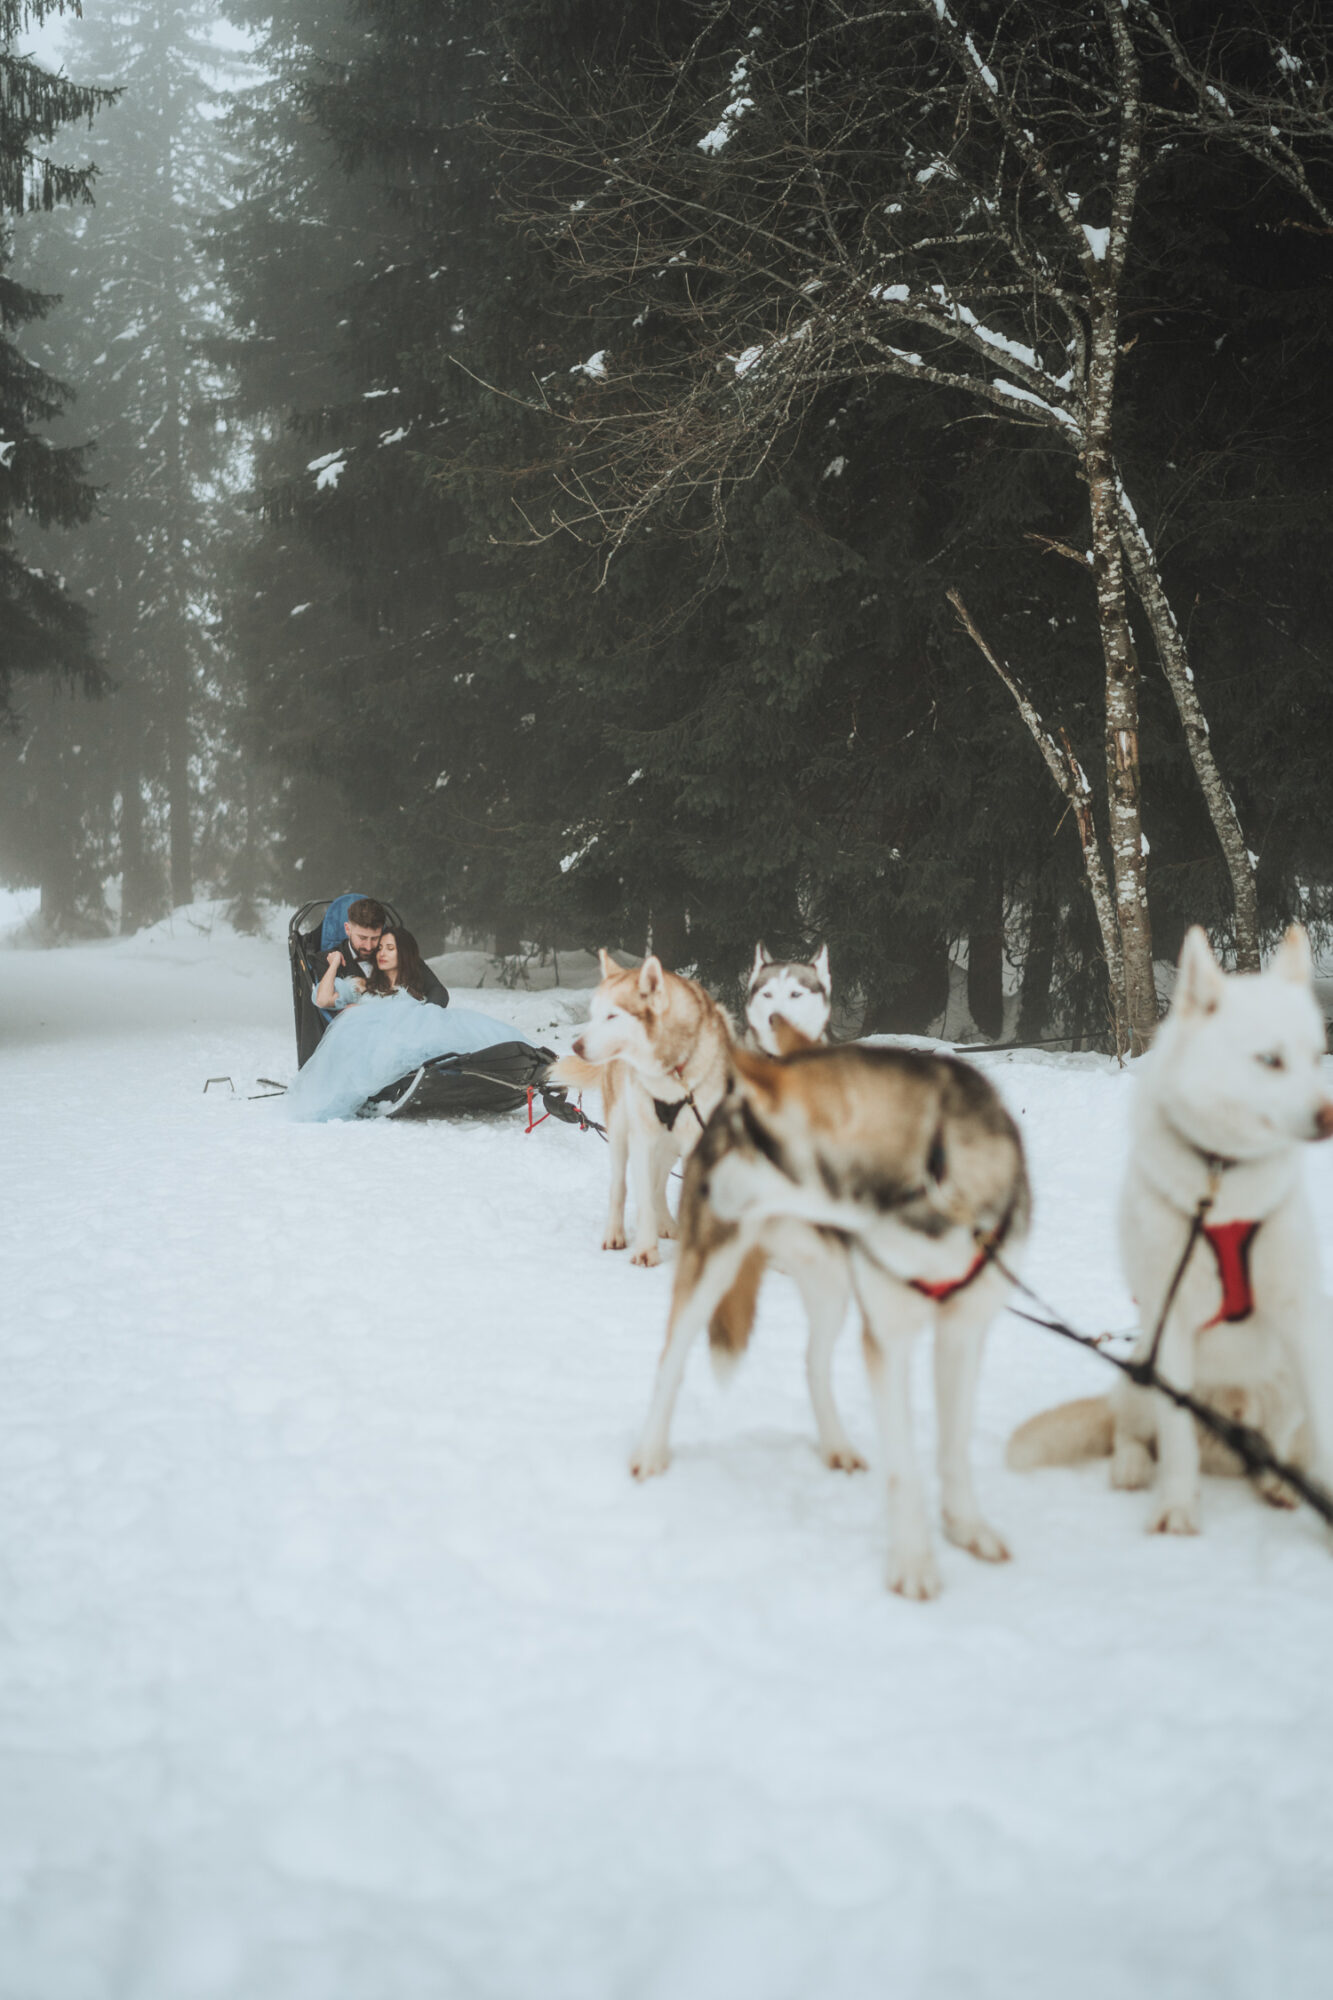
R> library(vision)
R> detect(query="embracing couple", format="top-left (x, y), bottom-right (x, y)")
top-left (313, 897), bottom-right (449, 1014)
top-left (291, 895), bottom-right (530, 1123)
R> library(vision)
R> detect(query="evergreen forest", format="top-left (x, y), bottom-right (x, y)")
top-left (3, 0), bottom-right (1333, 1048)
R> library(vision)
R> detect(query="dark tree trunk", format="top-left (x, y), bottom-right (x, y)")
top-left (162, 632), bottom-right (193, 911)
top-left (31, 707), bottom-right (78, 936)
top-left (39, 848), bottom-right (77, 936)
top-left (861, 931), bottom-right (951, 1036)
top-left (650, 894), bottom-right (689, 970)
top-left (966, 860), bottom-right (1005, 1040)
top-left (1016, 891), bottom-right (1056, 1045)
top-left (118, 724), bottom-right (158, 935)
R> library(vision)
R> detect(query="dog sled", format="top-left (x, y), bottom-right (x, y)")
top-left (287, 897), bottom-right (584, 1125)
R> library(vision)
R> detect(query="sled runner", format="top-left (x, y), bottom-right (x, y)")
top-left (287, 898), bottom-right (583, 1124)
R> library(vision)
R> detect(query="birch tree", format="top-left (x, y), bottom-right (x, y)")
top-left (497, 0), bottom-right (1333, 1046)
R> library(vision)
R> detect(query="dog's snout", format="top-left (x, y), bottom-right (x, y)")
top-left (1315, 1100), bottom-right (1333, 1141)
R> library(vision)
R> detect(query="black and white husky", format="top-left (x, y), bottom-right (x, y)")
top-left (744, 943), bottom-right (832, 1054)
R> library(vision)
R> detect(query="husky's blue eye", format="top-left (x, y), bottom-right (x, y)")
top-left (1256, 1051), bottom-right (1285, 1070)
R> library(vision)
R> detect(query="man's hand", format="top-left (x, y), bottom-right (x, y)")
top-left (350, 978), bottom-right (367, 994)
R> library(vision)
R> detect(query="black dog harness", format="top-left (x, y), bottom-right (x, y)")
top-left (652, 1066), bottom-right (707, 1135)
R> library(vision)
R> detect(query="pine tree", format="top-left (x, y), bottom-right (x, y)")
top-left (16, 0), bottom-right (244, 925)
top-left (0, 0), bottom-right (113, 721)
top-left (0, 2), bottom-right (118, 928)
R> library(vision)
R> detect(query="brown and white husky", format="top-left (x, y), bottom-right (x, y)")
top-left (550, 950), bottom-right (734, 1268)
top-left (630, 1040), bottom-right (1030, 1599)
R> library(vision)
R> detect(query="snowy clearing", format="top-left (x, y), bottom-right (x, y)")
top-left (3, 909), bottom-right (1333, 1999)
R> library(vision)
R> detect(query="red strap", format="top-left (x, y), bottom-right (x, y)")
top-left (909, 1246), bottom-right (990, 1303)
top-left (1202, 1220), bottom-right (1259, 1326)
top-left (524, 1086), bottom-right (551, 1136)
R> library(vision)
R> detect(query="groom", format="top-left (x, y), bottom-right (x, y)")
top-left (314, 895), bottom-right (387, 994)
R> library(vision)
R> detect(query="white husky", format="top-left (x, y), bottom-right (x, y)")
top-left (1008, 925), bottom-right (1333, 1532)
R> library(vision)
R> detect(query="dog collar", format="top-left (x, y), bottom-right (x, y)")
top-left (908, 1246), bottom-right (991, 1304)
top-left (1162, 1114), bottom-right (1239, 1189)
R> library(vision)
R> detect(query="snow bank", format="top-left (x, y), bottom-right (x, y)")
top-left (0, 884), bottom-right (40, 947)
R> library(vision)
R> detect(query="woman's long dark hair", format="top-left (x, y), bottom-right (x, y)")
top-left (365, 925), bottom-right (429, 1001)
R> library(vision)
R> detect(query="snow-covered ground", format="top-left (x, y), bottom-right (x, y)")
top-left (3, 904), bottom-right (1333, 2000)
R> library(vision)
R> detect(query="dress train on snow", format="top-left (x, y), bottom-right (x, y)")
top-left (286, 991), bottom-right (533, 1123)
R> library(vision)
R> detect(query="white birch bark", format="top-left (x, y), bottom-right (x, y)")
top-left (947, 589), bottom-right (1128, 1053)
top-left (1116, 486), bottom-right (1260, 970)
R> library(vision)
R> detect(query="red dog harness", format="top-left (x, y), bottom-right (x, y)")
top-left (909, 1245), bottom-right (991, 1303)
top-left (1201, 1219), bottom-right (1260, 1326)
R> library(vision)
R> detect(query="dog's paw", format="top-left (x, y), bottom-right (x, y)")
top-left (1146, 1497), bottom-right (1200, 1536)
top-left (656, 1217), bottom-right (679, 1241)
top-left (1111, 1438), bottom-right (1154, 1491)
top-left (944, 1514), bottom-right (1011, 1563)
top-left (1256, 1469), bottom-right (1301, 1510)
top-left (629, 1442), bottom-right (669, 1480)
top-left (601, 1230), bottom-right (627, 1252)
top-left (822, 1444), bottom-right (868, 1473)
top-left (886, 1549), bottom-right (943, 1601)
top-left (629, 1245), bottom-right (661, 1268)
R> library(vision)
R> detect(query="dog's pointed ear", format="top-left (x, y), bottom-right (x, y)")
top-left (751, 942), bottom-right (768, 982)
top-left (772, 1016), bottom-right (817, 1057)
top-left (597, 947), bottom-right (617, 979)
top-left (813, 942), bottom-right (830, 992)
top-left (1274, 924), bottom-right (1314, 985)
top-left (1175, 927), bottom-right (1225, 1016)
top-left (638, 954), bottom-right (665, 999)
top-left (730, 1041), bottom-right (784, 1107)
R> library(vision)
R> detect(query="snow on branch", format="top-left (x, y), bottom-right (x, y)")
top-left (698, 56), bottom-right (755, 156)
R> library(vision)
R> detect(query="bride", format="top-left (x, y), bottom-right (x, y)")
top-left (291, 926), bottom-right (532, 1122)
top-left (313, 923), bottom-right (443, 1012)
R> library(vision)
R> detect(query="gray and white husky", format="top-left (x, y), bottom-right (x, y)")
top-left (744, 942), bottom-right (832, 1054)
top-left (1009, 925), bottom-right (1333, 1534)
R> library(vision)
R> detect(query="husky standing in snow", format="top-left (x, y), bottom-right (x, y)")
top-left (1008, 926), bottom-right (1333, 1533)
top-left (630, 1040), bottom-right (1029, 1599)
top-left (744, 942), bottom-right (832, 1055)
top-left (549, 951), bottom-right (734, 1269)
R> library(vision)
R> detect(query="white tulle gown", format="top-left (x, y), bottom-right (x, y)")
top-left (286, 990), bottom-right (532, 1123)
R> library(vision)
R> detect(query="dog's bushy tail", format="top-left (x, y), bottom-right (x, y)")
top-left (1005, 1396), bottom-right (1113, 1471)
top-left (709, 1247), bottom-right (767, 1379)
top-left (548, 1051), bottom-right (606, 1091)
